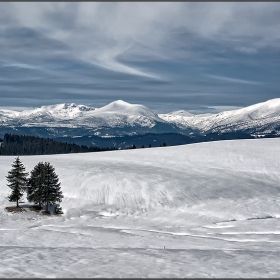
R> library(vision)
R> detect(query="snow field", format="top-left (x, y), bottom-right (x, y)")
top-left (1, 138), bottom-right (280, 277)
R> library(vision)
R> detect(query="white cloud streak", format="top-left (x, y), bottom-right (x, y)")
top-left (206, 75), bottom-right (264, 85)
top-left (0, 2), bottom-right (280, 78)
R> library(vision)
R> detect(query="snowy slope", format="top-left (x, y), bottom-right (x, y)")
top-left (1, 139), bottom-right (280, 277)
top-left (1, 137), bottom-right (277, 215)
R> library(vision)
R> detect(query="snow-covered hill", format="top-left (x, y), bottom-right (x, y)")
top-left (0, 138), bottom-right (280, 277)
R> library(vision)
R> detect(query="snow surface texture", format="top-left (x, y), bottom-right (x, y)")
top-left (1, 138), bottom-right (280, 277)
top-left (1, 98), bottom-right (280, 136)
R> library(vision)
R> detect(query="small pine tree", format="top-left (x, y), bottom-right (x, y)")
top-left (6, 157), bottom-right (29, 207)
top-left (162, 142), bottom-right (167, 147)
top-left (132, 144), bottom-right (136, 149)
top-left (54, 204), bottom-right (63, 214)
top-left (27, 162), bottom-right (45, 208)
top-left (42, 162), bottom-right (63, 212)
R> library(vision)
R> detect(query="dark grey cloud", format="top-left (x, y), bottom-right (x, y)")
top-left (0, 2), bottom-right (279, 113)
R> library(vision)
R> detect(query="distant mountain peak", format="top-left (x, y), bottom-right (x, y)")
top-left (0, 98), bottom-right (279, 139)
top-left (97, 100), bottom-right (134, 112)
top-left (40, 103), bottom-right (95, 112)
top-left (96, 100), bottom-right (160, 120)
top-left (167, 110), bottom-right (194, 117)
top-left (113, 99), bottom-right (130, 105)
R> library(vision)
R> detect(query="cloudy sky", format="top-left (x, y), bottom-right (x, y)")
top-left (0, 2), bottom-right (280, 113)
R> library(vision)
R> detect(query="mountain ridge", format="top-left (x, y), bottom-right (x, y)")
top-left (0, 99), bottom-right (280, 142)
top-left (159, 98), bottom-right (280, 135)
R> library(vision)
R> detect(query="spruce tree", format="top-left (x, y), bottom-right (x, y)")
top-left (54, 204), bottom-right (63, 214)
top-left (6, 157), bottom-right (29, 207)
top-left (27, 162), bottom-right (45, 208)
top-left (42, 162), bottom-right (63, 212)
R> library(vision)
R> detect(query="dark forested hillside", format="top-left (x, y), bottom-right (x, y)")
top-left (0, 131), bottom-right (276, 156)
top-left (0, 134), bottom-right (116, 155)
top-left (53, 131), bottom-right (259, 149)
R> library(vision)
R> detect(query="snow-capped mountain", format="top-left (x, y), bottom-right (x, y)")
top-left (0, 99), bottom-right (280, 141)
top-left (0, 100), bottom-right (179, 138)
top-left (81, 100), bottom-right (169, 130)
top-left (0, 103), bottom-right (95, 125)
top-left (159, 98), bottom-right (280, 135)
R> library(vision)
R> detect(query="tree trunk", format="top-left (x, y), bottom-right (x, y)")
top-left (16, 199), bottom-right (19, 207)
top-left (46, 202), bottom-right (49, 212)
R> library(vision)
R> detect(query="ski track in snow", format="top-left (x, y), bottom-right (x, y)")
top-left (1, 138), bottom-right (280, 277)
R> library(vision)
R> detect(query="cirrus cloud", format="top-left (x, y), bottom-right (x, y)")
top-left (0, 2), bottom-right (279, 112)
